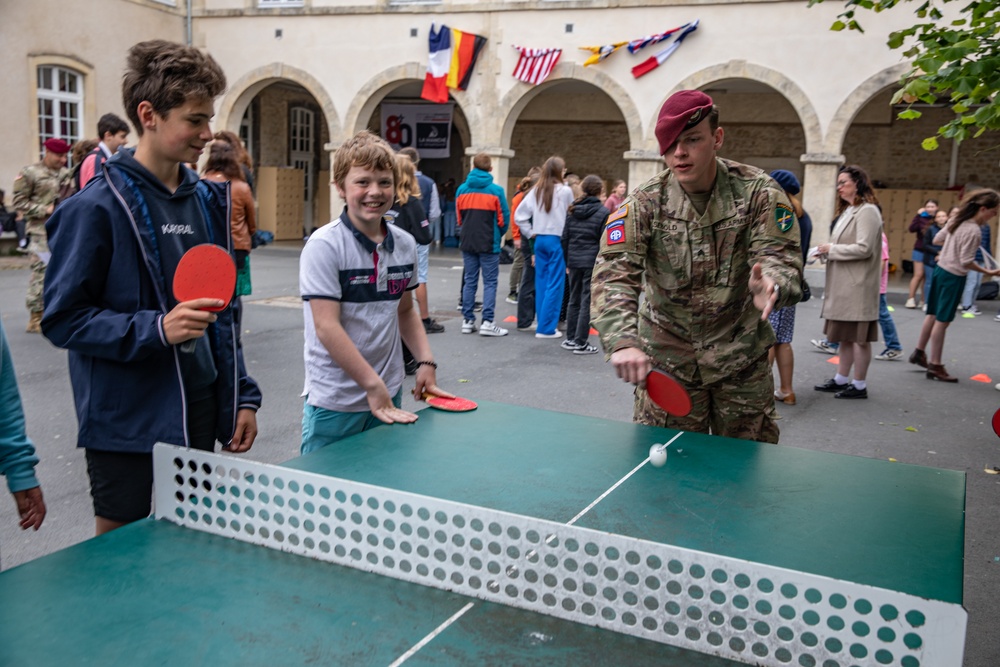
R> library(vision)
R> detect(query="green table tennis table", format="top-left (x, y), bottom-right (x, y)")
top-left (0, 402), bottom-right (967, 666)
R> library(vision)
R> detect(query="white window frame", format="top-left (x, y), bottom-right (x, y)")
top-left (258, 0), bottom-right (304, 7)
top-left (36, 65), bottom-right (83, 159)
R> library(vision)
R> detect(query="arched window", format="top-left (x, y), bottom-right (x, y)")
top-left (36, 65), bottom-right (83, 157)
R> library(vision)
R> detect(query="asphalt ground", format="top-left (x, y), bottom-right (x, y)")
top-left (1, 243), bottom-right (998, 666)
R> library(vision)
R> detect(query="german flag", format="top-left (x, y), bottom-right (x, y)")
top-left (446, 28), bottom-right (487, 91)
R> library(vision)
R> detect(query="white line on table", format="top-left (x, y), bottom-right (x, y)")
top-left (388, 430), bottom-right (684, 664)
top-left (389, 602), bottom-right (476, 666)
top-left (565, 431), bottom-right (685, 526)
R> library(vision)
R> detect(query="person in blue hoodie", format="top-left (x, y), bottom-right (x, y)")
top-left (41, 40), bottom-right (261, 536)
top-left (456, 153), bottom-right (511, 337)
top-left (0, 317), bottom-right (46, 545)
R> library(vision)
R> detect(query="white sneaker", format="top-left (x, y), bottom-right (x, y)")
top-left (573, 343), bottom-right (599, 355)
top-left (560, 339), bottom-right (582, 351)
top-left (962, 305), bottom-right (982, 315)
top-left (874, 348), bottom-right (904, 361)
top-left (535, 331), bottom-right (562, 339)
top-left (461, 319), bottom-right (476, 334)
top-left (809, 339), bottom-right (837, 354)
top-left (905, 298), bottom-right (917, 308)
top-left (479, 321), bottom-right (508, 337)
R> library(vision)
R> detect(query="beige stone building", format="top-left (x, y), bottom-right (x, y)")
top-left (3, 0), bottom-right (996, 252)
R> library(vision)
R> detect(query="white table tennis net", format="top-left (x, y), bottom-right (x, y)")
top-left (154, 444), bottom-right (965, 667)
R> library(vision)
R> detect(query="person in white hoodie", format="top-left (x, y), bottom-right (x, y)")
top-left (515, 156), bottom-right (575, 338)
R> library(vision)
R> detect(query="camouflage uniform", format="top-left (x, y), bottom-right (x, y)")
top-left (12, 161), bottom-right (71, 314)
top-left (591, 158), bottom-right (802, 443)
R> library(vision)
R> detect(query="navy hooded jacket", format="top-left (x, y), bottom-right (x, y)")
top-left (42, 155), bottom-right (262, 453)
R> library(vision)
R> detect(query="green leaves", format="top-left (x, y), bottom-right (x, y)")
top-left (811, 0), bottom-right (1000, 150)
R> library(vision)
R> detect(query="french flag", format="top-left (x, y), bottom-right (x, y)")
top-left (421, 24), bottom-right (452, 103)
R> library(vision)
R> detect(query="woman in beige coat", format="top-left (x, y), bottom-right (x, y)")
top-left (813, 165), bottom-right (883, 399)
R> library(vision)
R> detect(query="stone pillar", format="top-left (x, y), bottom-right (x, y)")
top-left (800, 153), bottom-right (844, 246)
top-left (624, 150), bottom-right (664, 191)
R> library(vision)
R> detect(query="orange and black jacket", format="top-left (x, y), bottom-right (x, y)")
top-left (456, 168), bottom-right (509, 254)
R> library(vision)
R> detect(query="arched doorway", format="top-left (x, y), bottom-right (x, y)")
top-left (507, 80), bottom-right (629, 195)
top-left (363, 80), bottom-right (471, 195)
top-left (698, 79), bottom-right (808, 182)
top-left (239, 81), bottom-right (331, 238)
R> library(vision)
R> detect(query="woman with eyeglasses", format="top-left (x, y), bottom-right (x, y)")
top-left (813, 165), bottom-right (883, 399)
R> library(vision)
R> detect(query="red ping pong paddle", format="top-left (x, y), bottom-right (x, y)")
top-left (423, 393), bottom-right (478, 412)
top-left (172, 244), bottom-right (236, 352)
top-left (992, 408), bottom-right (1000, 439)
top-left (645, 368), bottom-right (693, 418)
top-left (173, 244), bottom-right (237, 312)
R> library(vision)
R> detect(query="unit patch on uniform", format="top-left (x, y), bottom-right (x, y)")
top-left (606, 219), bottom-right (626, 245)
top-left (775, 203), bottom-right (795, 233)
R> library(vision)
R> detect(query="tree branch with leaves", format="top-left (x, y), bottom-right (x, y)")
top-left (809, 0), bottom-right (1000, 150)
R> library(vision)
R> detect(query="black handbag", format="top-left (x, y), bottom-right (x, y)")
top-left (800, 278), bottom-right (811, 303)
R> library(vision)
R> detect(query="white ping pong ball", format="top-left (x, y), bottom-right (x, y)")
top-left (649, 444), bottom-right (667, 467)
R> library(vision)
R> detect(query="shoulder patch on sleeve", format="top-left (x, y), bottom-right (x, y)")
top-left (775, 203), bottom-right (795, 233)
top-left (606, 217), bottom-right (626, 245)
top-left (607, 203), bottom-right (628, 226)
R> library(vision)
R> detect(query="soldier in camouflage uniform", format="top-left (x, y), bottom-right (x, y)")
top-left (12, 138), bottom-right (72, 333)
top-left (591, 91), bottom-right (802, 444)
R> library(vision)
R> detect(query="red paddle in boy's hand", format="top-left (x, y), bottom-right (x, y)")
top-left (170, 244), bottom-right (236, 352)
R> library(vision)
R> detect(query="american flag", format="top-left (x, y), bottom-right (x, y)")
top-left (512, 46), bottom-right (562, 85)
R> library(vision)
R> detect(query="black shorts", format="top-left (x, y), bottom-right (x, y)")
top-left (86, 395), bottom-right (219, 522)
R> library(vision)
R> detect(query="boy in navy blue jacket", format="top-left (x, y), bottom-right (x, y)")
top-left (42, 41), bottom-right (262, 535)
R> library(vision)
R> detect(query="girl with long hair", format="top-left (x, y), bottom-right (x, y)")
top-left (910, 189), bottom-right (1000, 382)
top-left (202, 141), bottom-right (256, 310)
top-left (514, 156), bottom-right (574, 337)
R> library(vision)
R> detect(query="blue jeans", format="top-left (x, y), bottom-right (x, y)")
top-left (878, 294), bottom-right (901, 351)
top-left (962, 269), bottom-right (982, 309)
top-left (462, 251), bottom-right (499, 323)
top-left (923, 263), bottom-right (934, 303)
top-left (533, 235), bottom-right (566, 335)
top-left (301, 390), bottom-right (402, 455)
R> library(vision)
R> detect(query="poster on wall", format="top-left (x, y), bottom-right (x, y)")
top-left (380, 103), bottom-right (453, 159)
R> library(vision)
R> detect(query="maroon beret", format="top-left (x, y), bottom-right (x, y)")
top-left (654, 90), bottom-right (714, 155)
top-left (43, 138), bottom-right (71, 154)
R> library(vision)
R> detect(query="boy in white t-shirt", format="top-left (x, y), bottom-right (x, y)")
top-left (299, 131), bottom-right (450, 454)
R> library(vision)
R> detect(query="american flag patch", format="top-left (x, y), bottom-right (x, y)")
top-left (607, 204), bottom-right (628, 226)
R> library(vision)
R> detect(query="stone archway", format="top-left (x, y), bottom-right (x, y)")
top-left (825, 63), bottom-right (911, 155)
top-left (217, 63), bottom-right (341, 141)
top-left (659, 61), bottom-right (823, 155)
top-left (497, 62), bottom-right (644, 151)
top-left (344, 63), bottom-right (477, 147)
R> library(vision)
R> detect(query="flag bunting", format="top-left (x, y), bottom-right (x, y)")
top-left (421, 23), bottom-right (487, 103)
top-left (579, 41), bottom-right (628, 67)
top-left (512, 46), bottom-right (563, 85)
top-left (631, 20), bottom-right (699, 79)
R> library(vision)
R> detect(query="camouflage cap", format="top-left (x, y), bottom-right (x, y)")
top-left (43, 138), bottom-right (71, 154)
top-left (654, 90), bottom-right (714, 155)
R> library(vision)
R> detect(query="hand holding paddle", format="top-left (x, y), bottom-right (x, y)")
top-left (170, 244), bottom-right (236, 352)
top-left (610, 347), bottom-right (652, 385)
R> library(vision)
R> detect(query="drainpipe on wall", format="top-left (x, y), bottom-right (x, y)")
top-left (186, 0), bottom-right (193, 46)
top-left (948, 138), bottom-right (960, 188)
